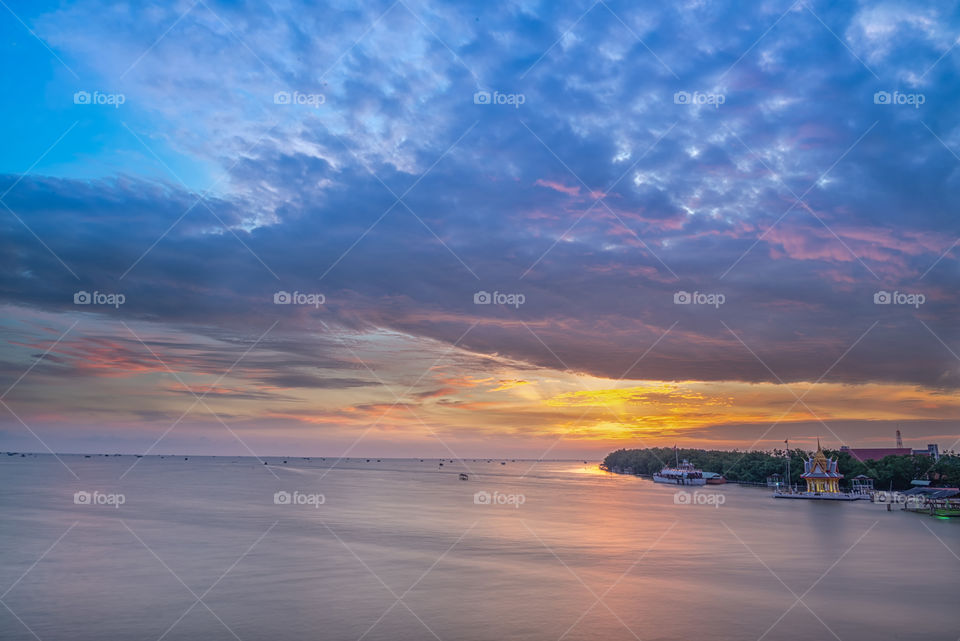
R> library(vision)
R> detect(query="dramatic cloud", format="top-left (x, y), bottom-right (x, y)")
top-left (2, 0), bottom-right (959, 455)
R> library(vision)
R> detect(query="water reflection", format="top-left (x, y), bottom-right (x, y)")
top-left (0, 455), bottom-right (956, 641)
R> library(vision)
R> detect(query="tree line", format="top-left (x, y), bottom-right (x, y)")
top-left (602, 447), bottom-right (960, 491)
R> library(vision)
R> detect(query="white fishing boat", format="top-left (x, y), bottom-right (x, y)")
top-left (653, 456), bottom-right (706, 486)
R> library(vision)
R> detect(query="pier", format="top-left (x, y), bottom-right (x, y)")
top-left (902, 497), bottom-right (960, 517)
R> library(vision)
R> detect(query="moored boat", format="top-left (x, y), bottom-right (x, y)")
top-left (653, 459), bottom-right (706, 486)
top-left (703, 472), bottom-right (726, 485)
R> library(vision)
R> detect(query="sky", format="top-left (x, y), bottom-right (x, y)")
top-left (1, 0), bottom-right (959, 459)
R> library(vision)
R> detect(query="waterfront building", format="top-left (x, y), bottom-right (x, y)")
top-left (800, 444), bottom-right (843, 494)
top-left (850, 474), bottom-right (874, 494)
top-left (839, 442), bottom-right (940, 462)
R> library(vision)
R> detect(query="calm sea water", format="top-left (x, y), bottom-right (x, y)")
top-left (0, 455), bottom-right (956, 641)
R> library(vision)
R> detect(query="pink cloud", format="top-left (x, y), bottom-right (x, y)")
top-left (534, 179), bottom-right (580, 197)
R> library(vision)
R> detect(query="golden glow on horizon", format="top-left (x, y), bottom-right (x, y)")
top-left (7, 313), bottom-right (960, 452)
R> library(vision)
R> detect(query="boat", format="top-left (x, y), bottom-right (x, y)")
top-left (459, 473), bottom-right (469, 481)
top-left (653, 458), bottom-right (706, 486)
top-left (703, 472), bottom-right (726, 485)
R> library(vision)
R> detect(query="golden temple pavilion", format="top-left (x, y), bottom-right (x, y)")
top-left (800, 442), bottom-right (843, 494)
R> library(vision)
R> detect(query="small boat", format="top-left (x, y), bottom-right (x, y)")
top-left (459, 473), bottom-right (469, 481)
top-left (703, 472), bottom-right (727, 485)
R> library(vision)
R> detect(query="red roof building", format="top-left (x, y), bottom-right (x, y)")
top-left (839, 444), bottom-right (940, 462)
top-left (842, 447), bottom-right (912, 462)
